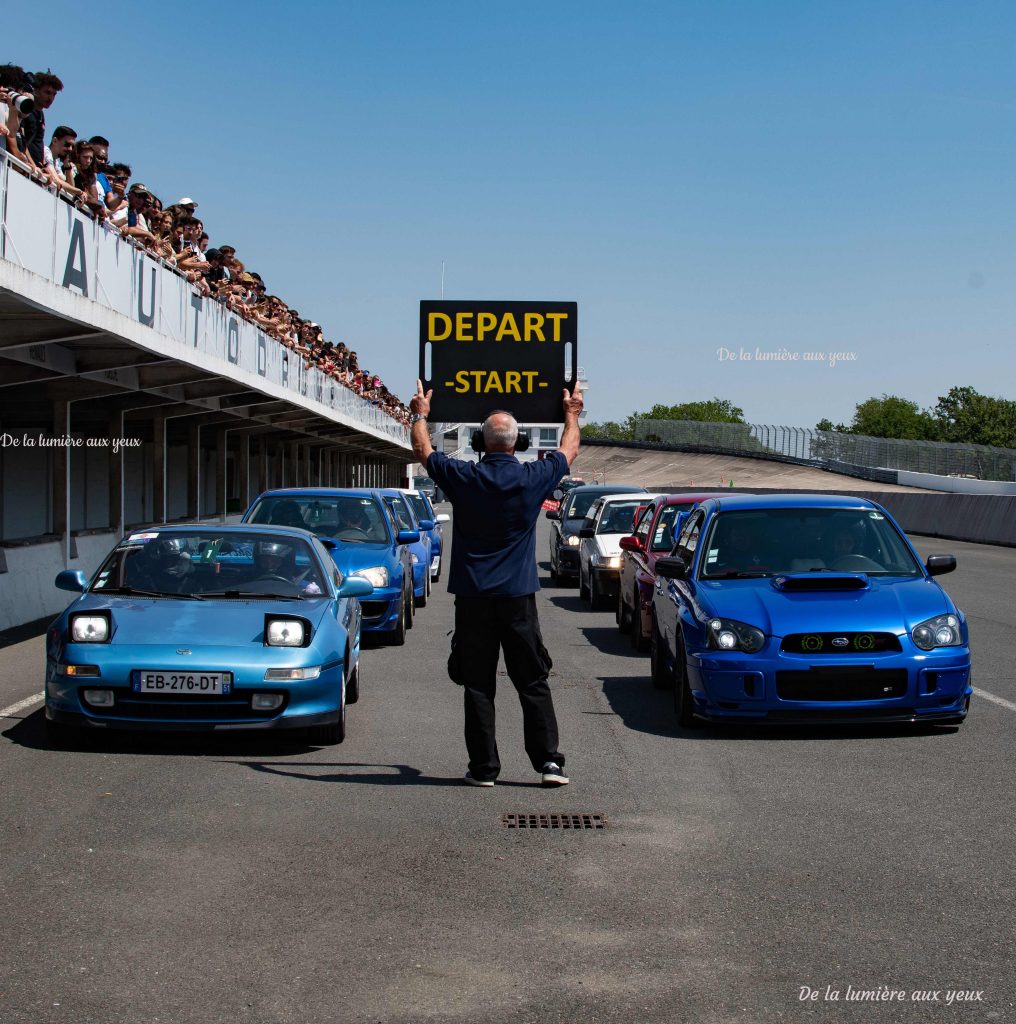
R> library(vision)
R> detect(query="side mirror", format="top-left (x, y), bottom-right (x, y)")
top-left (579, 526), bottom-right (595, 539)
top-left (545, 509), bottom-right (561, 521)
top-left (926, 554), bottom-right (957, 577)
top-left (436, 514), bottom-right (450, 524)
top-left (55, 569), bottom-right (88, 593)
top-left (655, 556), bottom-right (688, 581)
top-left (397, 529), bottom-right (421, 545)
top-left (337, 575), bottom-right (373, 598)
top-left (618, 535), bottom-right (642, 553)
top-left (417, 519), bottom-right (435, 531)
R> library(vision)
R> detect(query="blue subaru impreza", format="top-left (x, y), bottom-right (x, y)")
top-left (45, 525), bottom-right (372, 743)
top-left (649, 494), bottom-right (972, 727)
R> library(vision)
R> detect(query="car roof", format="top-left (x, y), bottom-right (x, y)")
top-left (252, 487), bottom-right (379, 501)
top-left (595, 492), bottom-right (663, 505)
top-left (652, 491), bottom-right (747, 506)
top-left (699, 493), bottom-right (880, 512)
top-left (127, 523), bottom-right (318, 539)
top-left (566, 484), bottom-right (646, 496)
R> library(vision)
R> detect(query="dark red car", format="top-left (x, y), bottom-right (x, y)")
top-left (617, 493), bottom-right (740, 650)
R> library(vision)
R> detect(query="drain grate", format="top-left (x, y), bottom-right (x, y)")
top-left (502, 812), bottom-right (607, 830)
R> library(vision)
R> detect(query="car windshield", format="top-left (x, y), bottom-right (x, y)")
top-left (385, 497), bottom-right (414, 531)
top-left (90, 531), bottom-right (327, 598)
top-left (247, 495), bottom-right (390, 544)
top-left (699, 508), bottom-right (923, 578)
top-left (596, 500), bottom-right (644, 534)
top-left (569, 491), bottom-right (613, 518)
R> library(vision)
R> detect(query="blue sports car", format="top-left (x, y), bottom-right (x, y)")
top-left (243, 489), bottom-right (418, 644)
top-left (377, 489), bottom-right (433, 608)
top-left (649, 494), bottom-right (972, 727)
top-left (399, 488), bottom-right (449, 582)
top-left (45, 525), bottom-right (372, 744)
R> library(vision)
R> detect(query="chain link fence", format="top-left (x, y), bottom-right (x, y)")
top-left (627, 420), bottom-right (1016, 482)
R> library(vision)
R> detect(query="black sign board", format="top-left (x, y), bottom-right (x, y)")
top-left (419, 300), bottom-right (578, 423)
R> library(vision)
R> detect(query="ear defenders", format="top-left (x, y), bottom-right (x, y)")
top-left (471, 428), bottom-right (530, 453)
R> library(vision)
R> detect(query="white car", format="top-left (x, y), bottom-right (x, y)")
top-left (578, 492), bottom-right (663, 609)
top-left (398, 488), bottom-right (450, 581)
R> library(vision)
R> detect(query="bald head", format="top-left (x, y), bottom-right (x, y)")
top-left (482, 411), bottom-right (519, 453)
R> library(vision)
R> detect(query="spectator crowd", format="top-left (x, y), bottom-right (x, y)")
top-left (0, 63), bottom-right (410, 427)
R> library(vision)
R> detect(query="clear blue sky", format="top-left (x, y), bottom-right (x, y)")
top-left (9, 0), bottom-right (1016, 426)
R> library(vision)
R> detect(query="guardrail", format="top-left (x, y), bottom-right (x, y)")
top-left (628, 420), bottom-right (1016, 483)
top-left (0, 148), bottom-right (409, 446)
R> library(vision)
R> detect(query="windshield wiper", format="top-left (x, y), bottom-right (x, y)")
top-left (199, 590), bottom-right (304, 601)
top-left (96, 586), bottom-right (204, 600)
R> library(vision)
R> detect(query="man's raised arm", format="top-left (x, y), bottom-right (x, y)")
top-left (409, 378), bottom-right (434, 465)
top-left (557, 380), bottom-right (584, 467)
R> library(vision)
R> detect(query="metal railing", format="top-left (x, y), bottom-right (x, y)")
top-left (622, 419), bottom-right (1016, 482)
top-left (0, 148), bottom-right (409, 445)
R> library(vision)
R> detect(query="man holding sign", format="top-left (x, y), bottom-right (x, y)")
top-left (410, 380), bottom-right (584, 787)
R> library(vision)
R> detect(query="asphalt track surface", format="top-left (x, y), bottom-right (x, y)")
top-left (1, 517), bottom-right (1014, 1024)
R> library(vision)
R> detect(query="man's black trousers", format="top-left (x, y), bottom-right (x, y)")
top-left (450, 594), bottom-right (564, 781)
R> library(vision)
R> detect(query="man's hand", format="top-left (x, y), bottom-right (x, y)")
top-left (557, 379), bottom-right (584, 467)
top-left (562, 379), bottom-right (584, 421)
top-left (410, 379), bottom-right (434, 465)
top-left (411, 378), bottom-right (432, 417)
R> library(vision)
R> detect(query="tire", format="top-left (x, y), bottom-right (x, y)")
top-left (346, 659), bottom-right (360, 705)
top-left (579, 564), bottom-right (589, 602)
top-left (673, 633), bottom-right (699, 728)
top-left (616, 588), bottom-right (627, 630)
top-left (386, 591), bottom-right (407, 646)
top-left (631, 588), bottom-right (649, 653)
top-left (549, 551), bottom-right (559, 584)
top-left (649, 613), bottom-right (672, 690)
top-left (405, 585), bottom-right (415, 630)
top-left (308, 701), bottom-right (346, 745)
top-left (589, 573), bottom-right (599, 608)
top-left (417, 570), bottom-right (429, 609)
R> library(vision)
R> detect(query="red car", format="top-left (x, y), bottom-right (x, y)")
top-left (617, 493), bottom-right (739, 650)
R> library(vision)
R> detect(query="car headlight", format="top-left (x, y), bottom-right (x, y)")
top-left (707, 617), bottom-right (765, 653)
top-left (353, 566), bottom-right (389, 588)
top-left (912, 614), bottom-right (962, 651)
top-left (70, 615), bottom-right (110, 643)
top-left (565, 535), bottom-right (580, 547)
top-left (266, 619), bottom-right (306, 647)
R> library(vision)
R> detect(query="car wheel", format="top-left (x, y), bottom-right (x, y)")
top-left (631, 588), bottom-right (649, 653)
top-left (673, 633), bottom-right (699, 728)
top-left (405, 585), bottom-right (415, 630)
top-left (549, 551), bottom-right (559, 584)
top-left (589, 573), bottom-right (599, 608)
top-left (649, 613), bottom-right (672, 690)
top-left (346, 659), bottom-right (360, 705)
top-left (417, 571), bottom-right (429, 609)
top-left (616, 587), bottom-right (627, 630)
top-left (579, 564), bottom-right (590, 602)
top-left (386, 592), bottom-right (407, 646)
top-left (308, 695), bottom-right (346, 745)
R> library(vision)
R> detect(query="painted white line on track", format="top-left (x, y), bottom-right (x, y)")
top-left (973, 686), bottom-right (1016, 713)
top-left (0, 692), bottom-right (44, 718)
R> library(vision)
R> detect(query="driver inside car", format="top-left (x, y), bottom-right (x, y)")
top-left (247, 541), bottom-right (323, 595)
top-left (127, 538), bottom-right (194, 594)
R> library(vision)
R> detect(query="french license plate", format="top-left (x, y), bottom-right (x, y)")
top-left (132, 670), bottom-right (232, 694)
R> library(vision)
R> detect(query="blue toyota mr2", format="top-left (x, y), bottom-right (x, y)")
top-left (45, 525), bottom-right (372, 744)
top-left (649, 494), bottom-right (972, 727)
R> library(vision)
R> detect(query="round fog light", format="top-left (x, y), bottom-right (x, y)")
top-left (252, 693), bottom-right (284, 711)
top-left (83, 689), bottom-right (115, 707)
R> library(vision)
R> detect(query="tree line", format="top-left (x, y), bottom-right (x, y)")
top-left (582, 387), bottom-right (1016, 449)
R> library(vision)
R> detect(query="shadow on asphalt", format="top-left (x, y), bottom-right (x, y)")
top-left (220, 760), bottom-right (544, 788)
top-left (0, 617), bottom-right (50, 650)
top-left (3, 707), bottom-right (317, 757)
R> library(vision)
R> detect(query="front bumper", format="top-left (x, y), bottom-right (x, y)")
top-left (555, 544), bottom-right (581, 576)
top-left (591, 565), bottom-right (622, 598)
top-left (357, 586), bottom-right (403, 633)
top-left (45, 643), bottom-right (346, 729)
top-left (684, 644), bottom-right (972, 724)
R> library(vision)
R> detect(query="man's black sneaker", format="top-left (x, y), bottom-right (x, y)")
top-left (541, 762), bottom-right (569, 786)
top-left (464, 772), bottom-right (495, 787)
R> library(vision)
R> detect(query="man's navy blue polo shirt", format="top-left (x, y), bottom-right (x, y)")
top-left (427, 450), bottom-right (569, 597)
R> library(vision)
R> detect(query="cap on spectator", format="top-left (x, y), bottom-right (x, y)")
top-left (205, 248), bottom-right (222, 260)
top-left (129, 183), bottom-right (151, 195)
top-left (177, 197), bottom-right (198, 208)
